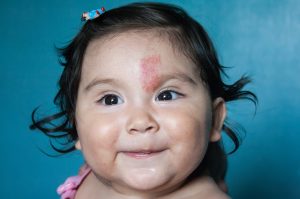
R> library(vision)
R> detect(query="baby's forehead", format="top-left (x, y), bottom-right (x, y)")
top-left (83, 29), bottom-right (200, 77)
top-left (86, 30), bottom-right (195, 64)
top-left (88, 29), bottom-right (182, 52)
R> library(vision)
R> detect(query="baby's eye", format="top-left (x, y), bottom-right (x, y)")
top-left (156, 90), bottom-right (183, 101)
top-left (98, 94), bottom-right (123, 105)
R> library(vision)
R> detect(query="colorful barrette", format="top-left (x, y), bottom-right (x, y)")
top-left (81, 7), bottom-right (105, 21)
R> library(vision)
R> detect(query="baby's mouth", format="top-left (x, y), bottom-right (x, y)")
top-left (122, 150), bottom-right (165, 159)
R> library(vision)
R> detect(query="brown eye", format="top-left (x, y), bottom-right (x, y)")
top-left (156, 90), bottom-right (182, 101)
top-left (99, 94), bottom-right (123, 105)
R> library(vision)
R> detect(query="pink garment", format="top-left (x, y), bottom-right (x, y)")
top-left (57, 164), bottom-right (91, 199)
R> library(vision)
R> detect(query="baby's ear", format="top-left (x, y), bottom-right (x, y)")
top-left (75, 139), bottom-right (82, 150)
top-left (210, 97), bottom-right (227, 142)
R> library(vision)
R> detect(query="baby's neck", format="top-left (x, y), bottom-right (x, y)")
top-left (75, 172), bottom-right (228, 199)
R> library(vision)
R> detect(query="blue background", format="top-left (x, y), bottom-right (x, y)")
top-left (0, 0), bottom-right (299, 198)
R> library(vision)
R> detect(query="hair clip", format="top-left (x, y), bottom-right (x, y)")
top-left (81, 7), bottom-right (105, 21)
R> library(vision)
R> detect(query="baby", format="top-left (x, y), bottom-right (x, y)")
top-left (31, 2), bottom-right (257, 199)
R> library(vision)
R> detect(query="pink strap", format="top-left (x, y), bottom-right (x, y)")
top-left (57, 164), bottom-right (91, 199)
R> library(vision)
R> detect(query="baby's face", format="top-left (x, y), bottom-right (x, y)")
top-left (75, 31), bottom-right (224, 194)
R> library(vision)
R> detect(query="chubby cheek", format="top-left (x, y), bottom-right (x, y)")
top-left (76, 111), bottom-right (121, 176)
top-left (162, 109), bottom-right (211, 170)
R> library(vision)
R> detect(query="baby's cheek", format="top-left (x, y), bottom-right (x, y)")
top-left (162, 113), bottom-right (207, 175)
top-left (92, 123), bottom-right (119, 149)
top-left (80, 122), bottom-right (120, 173)
top-left (164, 110), bottom-right (208, 146)
top-left (77, 116), bottom-right (119, 152)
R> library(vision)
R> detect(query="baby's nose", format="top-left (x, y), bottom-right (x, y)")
top-left (126, 107), bottom-right (159, 134)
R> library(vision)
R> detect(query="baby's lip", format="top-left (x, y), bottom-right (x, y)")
top-left (121, 149), bottom-right (166, 159)
top-left (124, 149), bottom-right (164, 153)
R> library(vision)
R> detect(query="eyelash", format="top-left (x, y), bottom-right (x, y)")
top-left (155, 89), bottom-right (184, 101)
top-left (96, 89), bottom-right (184, 106)
top-left (97, 94), bottom-right (124, 106)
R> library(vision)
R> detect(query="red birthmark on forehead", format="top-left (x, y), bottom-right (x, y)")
top-left (140, 55), bottom-right (161, 92)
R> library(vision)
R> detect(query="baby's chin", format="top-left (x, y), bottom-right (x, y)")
top-left (113, 168), bottom-right (180, 195)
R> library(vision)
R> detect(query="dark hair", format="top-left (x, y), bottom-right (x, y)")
top-left (30, 2), bottom-right (257, 183)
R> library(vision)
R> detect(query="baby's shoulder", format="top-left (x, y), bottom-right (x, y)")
top-left (205, 190), bottom-right (231, 199)
top-left (178, 176), bottom-right (231, 199)
top-left (202, 179), bottom-right (231, 199)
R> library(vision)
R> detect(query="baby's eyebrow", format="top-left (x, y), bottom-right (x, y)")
top-left (159, 73), bottom-right (197, 86)
top-left (84, 78), bottom-right (119, 92)
top-left (84, 73), bottom-right (197, 92)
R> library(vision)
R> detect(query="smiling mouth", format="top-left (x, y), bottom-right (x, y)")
top-left (122, 150), bottom-right (165, 159)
